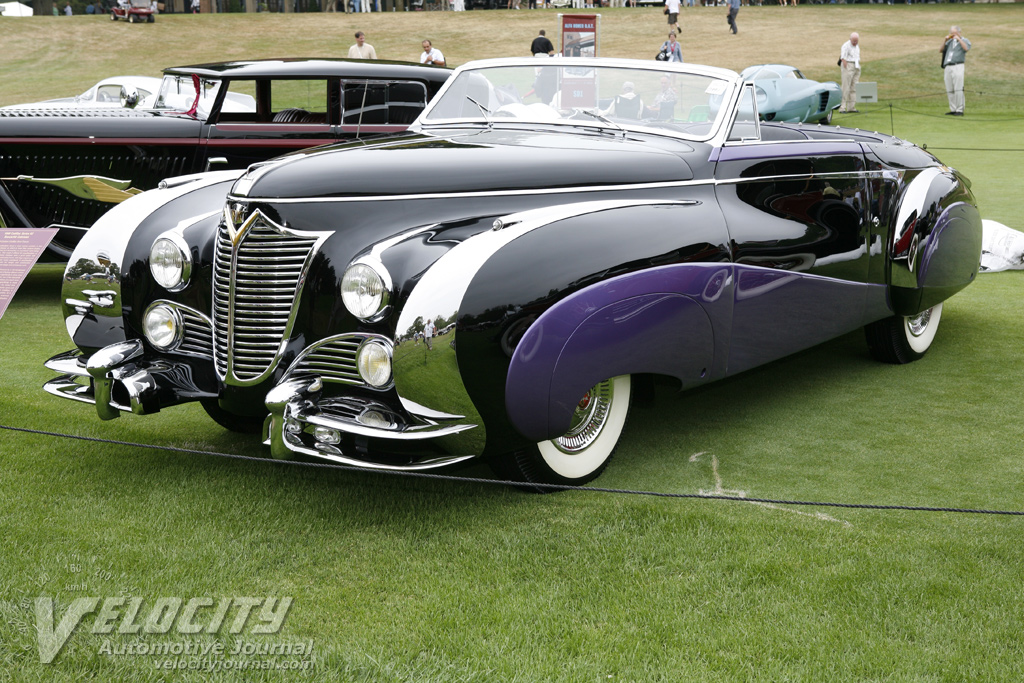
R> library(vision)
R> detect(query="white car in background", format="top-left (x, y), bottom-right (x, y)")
top-left (0, 76), bottom-right (162, 110)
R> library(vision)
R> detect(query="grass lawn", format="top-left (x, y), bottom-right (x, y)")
top-left (2, 5), bottom-right (1024, 681)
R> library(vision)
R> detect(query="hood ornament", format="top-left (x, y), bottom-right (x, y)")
top-left (224, 202), bottom-right (248, 245)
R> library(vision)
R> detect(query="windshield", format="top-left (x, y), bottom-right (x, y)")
top-left (742, 66), bottom-right (801, 81)
top-left (421, 62), bottom-right (734, 141)
top-left (152, 75), bottom-right (225, 117)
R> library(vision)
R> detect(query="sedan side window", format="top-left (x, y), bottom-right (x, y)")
top-left (342, 80), bottom-right (429, 125)
top-left (271, 80), bottom-right (329, 124)
top-left (96, 85), bottom-right (122, 103)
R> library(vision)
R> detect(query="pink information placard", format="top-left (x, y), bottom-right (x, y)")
top-left (0, 228), bottom-right (59, 321)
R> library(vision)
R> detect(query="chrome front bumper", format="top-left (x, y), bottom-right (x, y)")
top-left (43, 340), bottom-right (215, 419)
top-left (262, 375), bottom-right (477, 470)
top-left (44, 342), bottom-right (479, 472)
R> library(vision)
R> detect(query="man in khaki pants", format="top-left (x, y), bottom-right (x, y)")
top-left (941, 26), bottom-right (971, 116)
top-left (839, 32), bottom-right (860, 114)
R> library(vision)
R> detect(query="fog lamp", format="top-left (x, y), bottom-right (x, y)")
top-left (314, 427), bottom-right (341, 445)
top-left (357, 409), bottom-right (395, 430)
top-left (356, 341), bottom-right (392, 388)
top-left (143, 304), bottom-right (182, 351)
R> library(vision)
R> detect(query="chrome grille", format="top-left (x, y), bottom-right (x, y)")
top-left (179, 308), bottom-right (213, 359)
top-left (291, 336), bottom-right (365, 386)
top-left (213, 211), bottom-right (325, 383)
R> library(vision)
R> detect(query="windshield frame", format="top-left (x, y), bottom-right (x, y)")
top-left (413, 57), bottom-right (742, 144)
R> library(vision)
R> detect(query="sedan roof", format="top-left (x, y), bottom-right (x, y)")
top-left (164, 58), bottom-right (451, 83)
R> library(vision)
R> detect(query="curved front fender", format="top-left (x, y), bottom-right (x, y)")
top-left (506, 264), bottom-right (728, 442)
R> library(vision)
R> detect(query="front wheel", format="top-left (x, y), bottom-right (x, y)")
top-left (865, 302), bottom-right (943, 364)
top-left (490, 375), bottom-right (631, 490)
top-left (825, 107), bottom-right (834, 124)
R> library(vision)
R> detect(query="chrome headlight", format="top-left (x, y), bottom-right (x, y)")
top-left (149, 235), bottom-right (191, 291)
top-left (356, 340), bottom-right (392, 388)
top-left (143, 304), bottom-right (182, 351)
top-left (342, 262), bottom-right (391, 321)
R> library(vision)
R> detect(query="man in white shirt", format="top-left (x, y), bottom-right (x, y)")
top-left (424, 319), bottom-right (435, 350)
top-left (347, 32), bottom-right (377, 60)
top-left (420, 40), bottom-right (446, 67)
top-left (664, 0), bottom-right (680, 36)
top-left (839, 32), bottom-right (861, 114)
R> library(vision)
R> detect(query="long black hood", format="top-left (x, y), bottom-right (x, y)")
top-left (237, 128), bottom-right (699, 199)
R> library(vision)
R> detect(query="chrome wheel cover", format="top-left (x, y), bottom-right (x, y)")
top-left (907, 308), bottom-right (933, 337)
top-left (551, 379), bottom-right (614, 455)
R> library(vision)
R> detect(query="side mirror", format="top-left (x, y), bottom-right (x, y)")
top-left (120, 85), bottom-right (140, 109)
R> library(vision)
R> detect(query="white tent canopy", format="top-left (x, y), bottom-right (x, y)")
top-left (0, 2), bottom-right (34, 15)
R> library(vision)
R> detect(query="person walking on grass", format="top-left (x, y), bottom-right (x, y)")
top-left (660, 32), bottom-right (683, 62)
top-left (726, 0), bottom-right (739, 35)
top-left (665, 0), bottom-right (680, 37)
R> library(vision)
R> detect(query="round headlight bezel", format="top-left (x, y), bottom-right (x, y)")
top-left (149, 234), bottom-right (192, 292)
top-left (341, 260), bottom-right (392, 322)
top-left (142, 303), bottom-right (183, 352)
top-left (355, 339), bottom-right (393, 389)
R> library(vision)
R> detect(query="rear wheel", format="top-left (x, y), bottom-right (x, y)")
top-left (110, 10), bottom-right (117, 19)
top-left (200, 398), bottom-right (266, 434)
top-left (865, 302), bottom-right (943, 364)
top-left (490, 375), bottom-right (631, 490)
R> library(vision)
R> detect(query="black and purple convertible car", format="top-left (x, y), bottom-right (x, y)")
top-left (43, 58), bottom-right (982, 487)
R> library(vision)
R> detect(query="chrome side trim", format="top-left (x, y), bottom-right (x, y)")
top-left (227, 179), bottom-right (717, 204)
top-left (225, 171), bottom-right (893, 206)
top-left (721, 137), bottom-right (860, 147)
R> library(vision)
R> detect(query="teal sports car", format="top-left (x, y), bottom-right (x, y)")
top-left (740, 64), bottom-right (842, 124)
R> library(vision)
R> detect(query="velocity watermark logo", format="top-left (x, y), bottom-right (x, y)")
top-left (34, 596), bottom-right (293, 664)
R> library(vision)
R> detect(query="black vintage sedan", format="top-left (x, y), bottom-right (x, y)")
top-left (43, 58), bottom-right (982, 488)
top-left (0, 59), bottom-right (450, 258)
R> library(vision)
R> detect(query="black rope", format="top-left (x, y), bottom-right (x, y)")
top-left (844, 104), bottom-right (1024, 123)
top-left (3, 424), bottom-right (1022, 517)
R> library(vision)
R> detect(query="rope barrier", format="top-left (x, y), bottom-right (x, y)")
top-left (3, 423), bottom-right (1022, 517)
